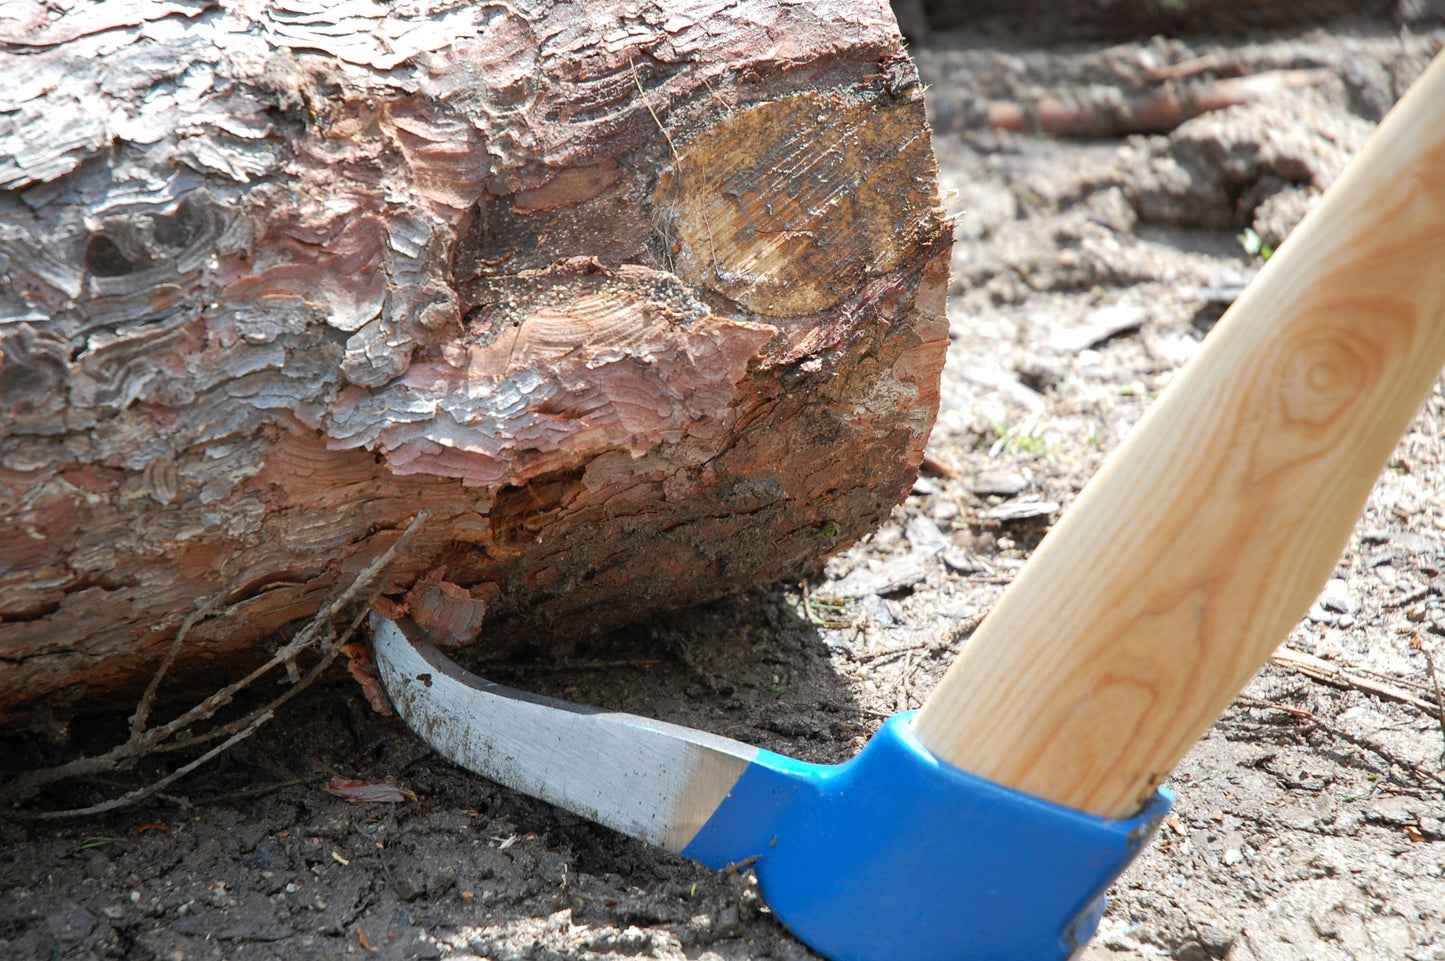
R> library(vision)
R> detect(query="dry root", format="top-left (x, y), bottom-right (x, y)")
top-left (4, 512), bottom-right (429, 819)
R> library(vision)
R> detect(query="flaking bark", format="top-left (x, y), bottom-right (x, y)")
top-left (0, 0), bottom-right (952, 725)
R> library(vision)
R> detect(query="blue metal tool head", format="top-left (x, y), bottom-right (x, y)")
top-left (683, 714), bottom-right (1173, 961)
top-left (373, 616), bottom-right (1172, 961)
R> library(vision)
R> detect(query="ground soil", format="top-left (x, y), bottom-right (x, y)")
top-left (5, 13), bottom-right (1445, 961)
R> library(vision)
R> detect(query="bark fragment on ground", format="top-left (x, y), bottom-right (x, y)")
top-left (0, 0), bottom-right (953, 724)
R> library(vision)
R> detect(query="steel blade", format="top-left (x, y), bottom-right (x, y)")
top-left (370, 614), bottom-right (756, 852)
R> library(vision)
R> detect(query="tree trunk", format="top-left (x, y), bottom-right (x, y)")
top-left (0, 0), bottom-right (951, 726)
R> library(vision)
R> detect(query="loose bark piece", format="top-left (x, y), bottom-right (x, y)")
top-left (0, 0), bottom-right (952, 725)
top-left (984, 69), bottom-right (1332, 139)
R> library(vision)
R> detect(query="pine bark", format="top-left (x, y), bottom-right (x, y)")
top-left (0, 0), bottom-right (951, 724)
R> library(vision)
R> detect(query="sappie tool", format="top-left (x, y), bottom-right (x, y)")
top-left (371, 51), bottom-right (1445, 961)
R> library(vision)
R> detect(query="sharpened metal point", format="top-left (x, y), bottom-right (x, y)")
top-left (683, 714), bottom-right (1172, 961)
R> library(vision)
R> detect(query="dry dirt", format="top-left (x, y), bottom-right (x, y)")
top-left (6, 13), bottom-right (1445, 961)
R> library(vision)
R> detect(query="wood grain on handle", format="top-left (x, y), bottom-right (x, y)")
top-left (913, 52), bottom-right (1445, 820)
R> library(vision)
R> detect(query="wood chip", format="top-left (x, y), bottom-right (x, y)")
top-left (981, 499), bottom-right (1059, 522)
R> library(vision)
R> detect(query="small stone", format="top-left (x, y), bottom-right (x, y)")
top-left (970, 468), bottom-right (1028, 497)
top-left (714, 905), bottom-right (743, 939)
top-left (1223, 847), bottom-right (1244, 866)
top-left (1047, 304), bottom-right (1147, 353)
top-left (1317, 578), bottom-right (1357, 614)
top-left (1174, 941), bottom-right (1211, 961)
top-left (931, 498), bottom-right (959, 522)
top-left (905, 515), bottom-right (948, 556)
top-left (942, 548), bottom-right (978, 573)
top-left (860, 595), bottom-right (896, 626)
top-left (1366, 796), bottom-right (1419, 825)
top-left (687, 913), bottom-right (714, 942)
top-left (829, 555), bottom-right (926, 598)
top-left (1391, 530), bottom-right (1442, 555)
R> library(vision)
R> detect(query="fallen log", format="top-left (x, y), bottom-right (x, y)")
top-left (0, 0), bottom-right (952, 725)
top-left (916, 0), bottom-right (1406, 40)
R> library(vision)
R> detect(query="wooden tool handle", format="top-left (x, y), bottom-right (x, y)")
top-left (913, 52), bottom-right (1445, 819)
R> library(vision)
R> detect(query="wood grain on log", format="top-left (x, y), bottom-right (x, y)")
top-left (0, 0), bottom-right (952, 724)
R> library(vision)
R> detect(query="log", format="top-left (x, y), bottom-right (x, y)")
top-left (915, 0), bottom-right (1408, 40)
top-left (0, 0), bottom-right (952, 725)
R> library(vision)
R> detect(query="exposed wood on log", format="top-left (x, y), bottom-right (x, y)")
top-left (0, 0), bottom-right (952, 725)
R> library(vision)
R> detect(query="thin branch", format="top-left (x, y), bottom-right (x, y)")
top-left (130, 599), bottom-right (222, 737)
top-left (6, 512), bottom-right (429, 813)
top-left (27, 710), bottom-right (277, 820)
top-left (144, 513), bottom-right (429, 749)
top-left (1271, 646), bottom-right (1444, 715)
top-left (1419, 644), bottom-right (1445, 761)
top-left (1234, 694), bottom-right (1445, 788)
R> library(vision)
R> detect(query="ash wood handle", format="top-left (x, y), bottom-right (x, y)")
top-left (913, 51), bottom-right (1445, 819)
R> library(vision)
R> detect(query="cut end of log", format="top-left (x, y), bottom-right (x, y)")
top-left (0, 0), bottom-right (952, 724)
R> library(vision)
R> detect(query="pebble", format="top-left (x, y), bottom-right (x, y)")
top-left (829, 555), bottom-right (926, 598)
top-left (714, 905), bottom-right (743, 938)
top-left (1047, 304), bottom-right (1147, 353)
top-left (970, 468), bottom-right (1028, 496)
top-left (912, 476), bottom-right (938, 496)
top-left (905, 515), bottom-right (949, 555)
top-left (942, 548), bottom-right (978, 573)
top-left (1317, 578), bottom-right (1357, 614)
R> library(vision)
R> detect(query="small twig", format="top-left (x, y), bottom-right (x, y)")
top-left (919, 451), bottom-right (958, 479)
top-left (1383, 585), bottom-right (1433, 611)
top-left (474, 657), bottom-right (664, 677)
top-left (1271, 646), bottom-right (1445, 715)
top-left (7, 513), bottom-right (429, 814)
top-left (630, 56), bottom-right (722, 278)
top-left (161, 591), bottom-right (384, 754)
top-left (131, 597), bottom-right (225, 737)
top-left (186, 777), bottom-right (307, 806)
top-left (721, 854), bottom-right (762, 875)
top-left (145, 511), bottom-right (429, 749)
top-left (1234, 695), bottom-right (1445, 788)
top-left (857, 640), bottom-right (933, 664)
top-left (894, 652), bottom-right (920, 713)
top-left (26, 709), bottom-right (277, 820)
top-left (629, 57), bottom-right (681, 166)
top-left (1419, 645), bottom-right (1445, 761)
